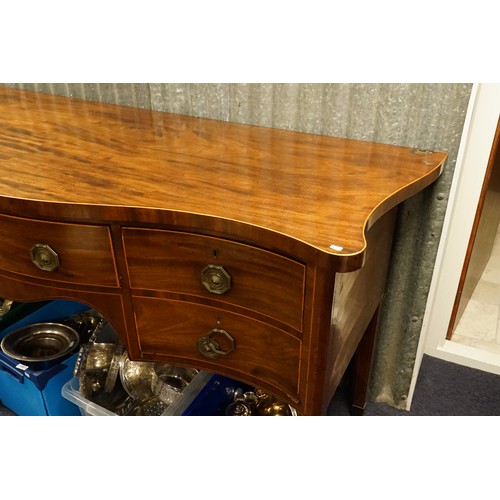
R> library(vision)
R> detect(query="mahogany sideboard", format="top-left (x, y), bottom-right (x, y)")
top-left (0, 88), bottom-right (447, 415)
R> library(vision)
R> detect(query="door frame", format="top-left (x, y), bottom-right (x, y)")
top-left (408, 83), bottom-right (500, 409)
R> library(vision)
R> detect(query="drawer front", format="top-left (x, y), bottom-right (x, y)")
top-left (133, 296), bottom-right (301, 399)
top-left (123, 228), bottom-right (305, 331)
top-left (0, 214), bottom-right (118, 287)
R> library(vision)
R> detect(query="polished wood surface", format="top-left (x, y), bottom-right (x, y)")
top-left (0, 214), bottom-right (118, 287)
top-left (132, 296), bottom-right (301, 400)
top-left (350, 307), bottom-right (380, 415)
top-left (0, 88), bottom-right (447, 415)
top-left (329, 209), bottom-right (397, 395)
top-left (122, 228), bottom-right (305, 331)
top-left (0, 87), bottom-right (446, 270)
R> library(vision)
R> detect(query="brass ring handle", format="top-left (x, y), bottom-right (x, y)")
top-left (30, 243), bottom-right (60, 272)
top-left (201, 264), bottom-right (231, 295)
top-left (197, 328), bottom-right (235, 359)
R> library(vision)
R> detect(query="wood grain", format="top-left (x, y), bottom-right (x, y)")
top-left (0, 87), bottom-right (447, 270)
top-left (122, 228), bottom-right (305, 331)
top-left (0, 88), bottom-right (447, 415)
top-left (0, 213), bottom-right (118, 287)
top-left (132, 295), bottom-right (301, 403)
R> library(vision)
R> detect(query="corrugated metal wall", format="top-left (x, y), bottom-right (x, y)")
top-left (4, 83), bottom-right (473, 409)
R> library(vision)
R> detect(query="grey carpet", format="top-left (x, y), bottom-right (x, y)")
top-left (328, 354), bottom-right (500, 416)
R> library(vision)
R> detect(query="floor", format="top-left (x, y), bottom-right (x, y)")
top-left (452, 223), bottom-right (500, 354)
top-left (328, 354), bottom-right (500, 415)
top-left (0, 404), bottom-right (15, 416)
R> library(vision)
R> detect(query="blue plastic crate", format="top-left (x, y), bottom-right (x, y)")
top-left (181, 374), bottom-right (253, 416)
top-left (0, 299), bottom-right (90, 416)
top-left (0, 351), bottom-right (81, 416)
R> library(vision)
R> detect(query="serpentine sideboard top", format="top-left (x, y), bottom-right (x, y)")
top-left (0, 87), bottom-right (447, 271)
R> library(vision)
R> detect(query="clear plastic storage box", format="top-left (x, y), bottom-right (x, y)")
top-left (61, 371), bottom-right (214, 416)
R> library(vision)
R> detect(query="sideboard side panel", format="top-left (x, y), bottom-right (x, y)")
top-left (327, 208), bottom-right (397, 403)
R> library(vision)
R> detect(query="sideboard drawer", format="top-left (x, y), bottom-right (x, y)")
top-left (123, 228), bottom-right (305, 331)
top-left (133, 296), bottom-right (301, 399)
top-left (0, 214), bottom-right (118, 287)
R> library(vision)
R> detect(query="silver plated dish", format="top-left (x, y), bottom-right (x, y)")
top-left (0, 322), bottom-right (80, 370)
top-left (120, 354), bottom-right (156, 401)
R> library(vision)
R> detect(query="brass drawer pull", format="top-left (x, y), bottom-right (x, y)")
top-left (197, 328), bottom-right (235, 359)
top-left (30, 243), bottom-right (60, 272)
top-left (201, 264), bottom-right (231, 295)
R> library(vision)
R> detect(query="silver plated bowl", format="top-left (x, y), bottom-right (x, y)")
top-left (84, 343), bottom-right (116, 372)
top-left (152, 364), bottom-right (198, 393)
top-left (120, 355), bottom-right (156, 402)
top-left (0, 322), bottom-right (80, 370)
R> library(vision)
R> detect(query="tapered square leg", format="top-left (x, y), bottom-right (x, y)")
top-left (350, 307), bottom-right (379, 415)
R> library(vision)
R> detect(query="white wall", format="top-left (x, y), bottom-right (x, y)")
top-left (408, 84), bottom-right (500, 409)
